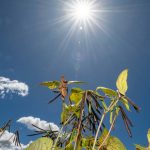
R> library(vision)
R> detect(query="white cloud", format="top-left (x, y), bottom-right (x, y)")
top-left (0, 77), bottom-right (29, 98)
top-left (17, 116), bottom-right (59, 132)
top-left (0, 130), bottom-right (29, 150)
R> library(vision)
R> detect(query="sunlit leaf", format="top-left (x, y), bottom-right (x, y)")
top-left (65, 143), bottom-right (74, 150)
top-left (106, 136), bottom-right (126, 150)
top-left (61, 104), bottom-right (68, 123)
top-left (61, 104), bottom-right (80, 123)
top-left (26, 137), bottom-right (54, 150)
top-left (99, 128), bottom-right (126, 150)
top-left (99, 128), bottom-right (109, 145)
top-left (70, 88), bottom-right (84, 104)
top-left (68, 81), bottom-right (86, 84)
top-left (96, 87), bottom-right (117, 97)
top-left (121, 97), bottom-right (130, 111)
top-left (135, 144), bottom-right (146, 150)
top-left (40, 81), bottom-right (60, 89)
top-left (98, 128), bottom-right (127, 150)
top-left (67, 104), bottom-right (80, 118)
top-left (116, 69), bottom-right (128, 95)
top-left (91, 91), bottom-right (104, 100)
top-left (81, 137), bottom-right (94, 149)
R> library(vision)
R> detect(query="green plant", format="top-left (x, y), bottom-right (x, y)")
top-left (26, 69), bottom-right (140, 150)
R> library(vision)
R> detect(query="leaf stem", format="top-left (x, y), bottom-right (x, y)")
top-left (74, 91), bottom-right (87, 150)
top-left (92, 113), bottom-right (105, 150)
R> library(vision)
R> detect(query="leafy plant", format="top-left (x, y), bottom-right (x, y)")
top-left (25, 69), bottom-right (140, 150)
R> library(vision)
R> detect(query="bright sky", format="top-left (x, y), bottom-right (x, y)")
top-left (0, 0), bottom-right (150, 149)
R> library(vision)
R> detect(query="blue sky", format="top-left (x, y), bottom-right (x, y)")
top-left (0, 0), bottom-right (150, 149)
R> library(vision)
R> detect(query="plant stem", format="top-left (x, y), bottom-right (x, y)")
top-left (74, 91), bottom-right (87, 150)
top-left (92, 113), bottom-right (105, 150)
top-left (52, 113), bottom-right (75, 150)
top-left (98, 114), bottom-right (117, 149)
top-left (92, 99), bottom-right (119, 150)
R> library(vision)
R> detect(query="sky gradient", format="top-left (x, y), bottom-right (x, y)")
top-left (0, 0), bottom-right (150, 149)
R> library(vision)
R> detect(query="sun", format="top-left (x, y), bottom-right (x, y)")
top-left (72, 1), bottom-right (93, 21)
top-left (64, 0), bottom-right (98, 26)
top-left (55, 0), bottom-right (106, 45)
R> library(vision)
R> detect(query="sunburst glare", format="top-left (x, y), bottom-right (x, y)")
top-left (70, 1), bottom-right (93, 21)
top-left (64, 0), bottom-right (99, 28)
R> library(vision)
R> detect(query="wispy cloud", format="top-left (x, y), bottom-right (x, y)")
top-left (17, 116), bottom-right (59, 132)
top-left (0, 77), bottom-right (29, 98)
top-left (0, 130), bottom-right (29, 150)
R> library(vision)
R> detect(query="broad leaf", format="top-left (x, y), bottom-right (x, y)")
top-left (106, 136), bottom-right (126, 150)
top-left (96, 87), bottom-right (117, 97)
top-left (99, 128), bottom-right (109, 146)
top-left (99, 128), bottom-right (126, 150)
top-left (61, 104), bottom-right (80, 123)
top-left (70, 88), bottom-right (84, 104)
top-left (116, 69), bottom-right (128, 95)
top-left (81, 137), bottom-right (94, 149)
top-left (67, 104), bottom-right (80, 118)
top-left (135, 144), bottom-right (146, 150)
top-left (26, 137), bottom-right (54, 150)
top-left (40, 81), bottom-right (60, 89)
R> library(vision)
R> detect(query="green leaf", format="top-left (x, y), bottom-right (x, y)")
top-left (99, 128), bottom-right (126, 150)
top-left (121, 97), bottom-right (130, 111)
top-left (40, 81), bottom-right (60, 89)
top-left (106, 136), bottom-right (126, 150)
top-left (68, 81), bottom-right (86, 84)
top-left (96, 87), bottom-right (117, 97)
top-left (116, 69), bottom-right (128, 95)
top-left (70, 88), bottom-right (84, 104)
top-left (61, 104), bottom-right (68, 123)
top-left (147, 129), bottom-right (150, 145)
top-left (135, 144), bottom-right (147, 150)
top-left (67, 104), bottom-right (80, 118)
top-left (26, 137), bottom-right (54, 150)
top-left (81, 137), bottom-right (94, 149)
top-left (65, 143), bottom-right (74, 150)
top-left (99, 128), bottom-right (109, 145)
top-left (61, 104), bottom-right (80, 123)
